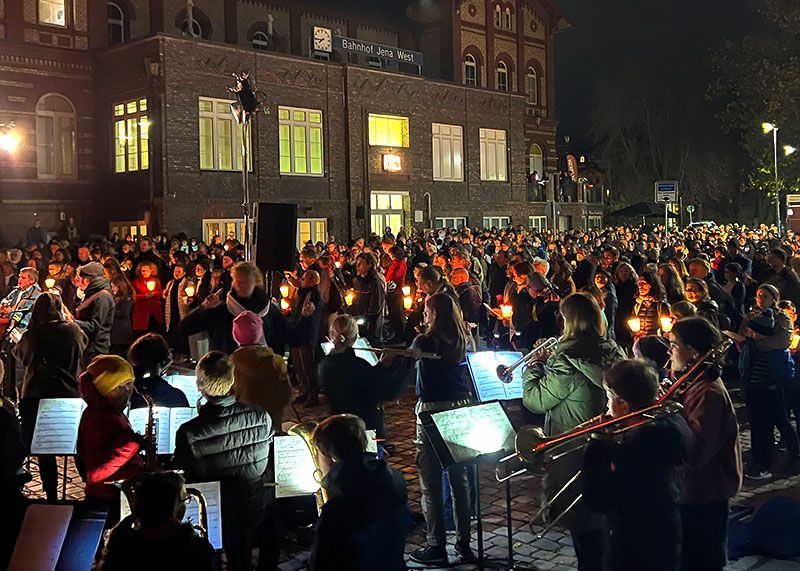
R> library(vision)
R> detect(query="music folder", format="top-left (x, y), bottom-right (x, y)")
top-left (167, 373), bottom-right (203, 408)
top-left (127, 406), bottom-right (197, 454)
top-left (120, 480), bottom-right (223, 550)
top-left (466, 351), bottom-right (525, 402)
top-left (419, 402), bottom-right (516, 468)
top-left (30, 398), bottom-right (87, 456)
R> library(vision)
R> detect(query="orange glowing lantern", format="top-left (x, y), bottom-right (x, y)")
top-left (146, 280), bottom-right (156, 292)
top-left (403, 296), bottom-right (413, 310)
top-left (627, 317), bottom-right (642, 333)
top-left (500, 304), bottom-right (513, 319)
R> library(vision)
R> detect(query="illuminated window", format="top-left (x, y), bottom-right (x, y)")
top-left (479, 128), bottom-right (507, 181)
top-left (504, 7), bottom-right (512, 29)
top-left (432, 123), bottom-right (464, 182)
top-left (526, 68), bottom-right (538, 105)
top-left (494, 4), bottom-right (502, 27)
top-left (528, 143), bottom-right (544, 177)
top-left (39, 0), bottom-right (66, 26)
top-left (483, 216), bottom-right (510, 229)
top-left (36, 94), bottom-right (77, 179)
top-left (497, 61), bottom-right (508, 92)
top-left (297, 218), bottom-right (328, 249)
top-left (108, 2), bottom-right (124, 45)
top-left (368, 114), bottom-right (409, 148)
top-left (113, 98), bottom-right (149, 173)
top-left (198, 97), bottom-right (251, 171)
top-left (278, 106), bottom-right (324, 176)
top-left (464, 55), bottom-right (477, 87)
top-left (529, 216), bottom-right (547, 231)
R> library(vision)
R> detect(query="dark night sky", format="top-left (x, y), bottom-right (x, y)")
top-left (554, 0), bottom-right (754, 149)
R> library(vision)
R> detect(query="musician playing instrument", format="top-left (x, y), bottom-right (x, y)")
top-left (668, 318), bottom-right (742, 571)
top-left (409, 293), bottom-right (477, 566)
top-left (521, 293), bottom-right (626, 569)
top-left (127, 333), bottom-right (189, 410)
top-left (318, 314), bottom-right (408, 439)
top-left (98, 472), bottom-right (217, 571)
top-left (0, 267), bottom-right (41, 342)
top-left (76, 356), bottom-right (143, 514)
top-left (582, 360), bottom-right (691, 571)
top-left (308, 414), bottom-right (407, 571)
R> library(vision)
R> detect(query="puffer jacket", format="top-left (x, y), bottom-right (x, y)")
top-left (172, 395), bottom-right (273, 524)
top-left (522, 334), bottom-right (627, 436)
top-left (632, 296), bottom-right (670, 337)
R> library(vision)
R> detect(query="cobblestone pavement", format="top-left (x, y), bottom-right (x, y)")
top-left (24, 387), bottom-right (800, 570)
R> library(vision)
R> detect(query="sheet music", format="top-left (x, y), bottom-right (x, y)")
top-left (365, 429), bottom-right (378, 454)
top-left (120, 481), bottom-right (223, 550)
top-left (167, 374), bottom-right (203, 408)
top-left (319, 336), bottom-right (379, 366)
top-left (128, 407), bottom-right (196, 454)
top-left (274, 435), bottom-right (319, 499)
top-left (30, 398), bottom-right (86, 455)
top-left (430, 402), bottom-right (516, 465)
top-left (467, 351), bottom-right (525, 402)
top-left (8, 504), bottom-right (73, 570)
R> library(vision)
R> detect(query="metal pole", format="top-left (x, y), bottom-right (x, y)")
top-left (241, 117), bottom-right (251, 260)
top-left (664, 200), bottom-right (668, 237)
top-left (774, 127), bottom-right (780, 234)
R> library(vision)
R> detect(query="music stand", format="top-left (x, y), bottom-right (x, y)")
top-left (418, 402), bottom-right (516, 571)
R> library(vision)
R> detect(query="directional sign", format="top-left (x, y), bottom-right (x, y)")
top-left (655, 180), bottom-right (679, 204)
top-left (786, 194), bottom-right (800, 208)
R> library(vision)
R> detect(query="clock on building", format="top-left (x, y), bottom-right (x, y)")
top-left (313, 26), bottom-right (332, 53)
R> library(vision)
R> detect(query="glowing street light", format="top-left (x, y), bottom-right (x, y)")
top-left (0, 129), bottom-right (19, 154)
top-left (785, 145), bottom-right (797, 156)
top-left (762, 121), bottom-right (782, 232)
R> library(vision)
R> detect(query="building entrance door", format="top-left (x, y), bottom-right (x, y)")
top-left (370, 192), bottom-right (408, 236)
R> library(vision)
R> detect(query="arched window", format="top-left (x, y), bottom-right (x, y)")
top-left (494, 4), bottom-right (502, 27)
top-left (252, 30), bottom-right (270, 50)
top-left (464, 54), bottom-right (477, 87)
top-left (497, 61), bottom-right (508, 92)
top-left (528, 143), bottom-right (544, 178)
top-left (36, 94), bottom-right (77, 179)
top-left (526, 68), bottom-right (538, 105)
top-left (504, 6), bottom-right (512, 29)
top-left (107, 2), bottom-right (124, 45)
top-left (181, 18), bottom-right (202, 38)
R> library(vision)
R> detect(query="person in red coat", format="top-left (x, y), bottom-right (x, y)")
top-left (77, 355), bottom-right (143, 513)
top-left (131, 260), bottom-right (164, 338)
top-left (385, 245), bottom-right (407, 341)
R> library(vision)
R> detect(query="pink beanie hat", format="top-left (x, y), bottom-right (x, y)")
top-left (232, 311), bottom-right (265, 346)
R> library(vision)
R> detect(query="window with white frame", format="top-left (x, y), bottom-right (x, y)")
top-left (113, 98), bottom-right (148, 173)
top-left (529, 216), bottom-right (547, 232)
top-left (36, 94), bottom-right (77, 179)
top-left (526, 68), bottom-right (538, 105)
top-left (479, 128), bottom-right (507, 181)
top-left (493, 4), bottom-right (502, 27)
top-left (198, 97), bottom-right (251, 171)
top-left (202, 218), bottom-right (253, 244)
top-left (588, 215), bottom-right (603, 229)
top-left (435, 217), bottom-right (467, 230)
top-left (252, 31), bottom-right (270, 50)
top-left (432, 123), bottom-right (464, 182)
top-left (504, 7), bottom-right (512, 29)
top-left (278, 106), bottom-right (324, 176)
top-left (368, 113), bottom-right (409, 148)
top-left (464, 55), bottom-right (477, 87)
top-left (39, 0), bottom-right (66, 26)
top-left (483, 217), bottom-right (510, 229)
top-left (108, 2), bottom-right (124, 45)
top-left (497, 61), bottom-right (508, 92)
top-left (297, 218), bottom-right (328, 249)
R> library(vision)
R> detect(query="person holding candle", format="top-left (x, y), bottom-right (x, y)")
top-left (131, 260), bottom-right (164, 339)
top-left (348, 253), bottom-right (386, 345)
top-left (163, 262), bottom-right (191, 359)
top-left (631, 270), bottom-right (670, 339)
top-left (613, 262), bottom-right (639, 353)
top-left (385, 245), bottom-right (407, 341)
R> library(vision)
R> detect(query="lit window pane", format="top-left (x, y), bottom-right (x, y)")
top-left (294, 126), bottom-right (307, 173)
top-left (139, 116), bottom-right (149, 170)
top-left (126, 101), bottom-right (137, 114)
top-left (377, 194), bottom-right (390, 210)
top-left (199, 100), bottom-right (213, 113)
top-left (199, 117), bottom-right (213, 169)
top-left (279, 124), bottom-right (291, 173)
top-left (293, 110), bottom-right (306, 122)
top-left (217, 118), bottom-right (233, 170)
top-left (115, 120), bottom-right (126, 173)
top-left (278, 108), bottom-right (290, 120)
top-left (114, 104), bottom-right (124, 116)
top-left (139, 99), bottom-right (147, 112)
top-left (309, 112), bottom-right (321, 123)
top-left (127, 118), bottom-right (138, 170)
top-left (390, 194), bottom-right (403, 210)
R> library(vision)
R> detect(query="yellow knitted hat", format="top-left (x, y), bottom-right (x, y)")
top-left (87, 355), bottom-right (134, 396)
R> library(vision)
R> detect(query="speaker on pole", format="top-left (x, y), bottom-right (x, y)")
top-left (254, 202), bottom-right (298, 271)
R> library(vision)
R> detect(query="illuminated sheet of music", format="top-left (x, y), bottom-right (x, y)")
top-left (365, 429), bottom-right (378, 454)
top-left (467, 351), bottom-right (525, 402)
top-left (274, 435), bottom-right (319, 499)
top-left (120, 481), bottom-right (223, 550)
top-left (128, 406), bottom-right (196, 454)
top-left (430, 402), bottom-right (516, 465)
top-left (8, 504), bottom-right (73, 570)
top-left (30, 398), bottom-right (86, 455)
top-left (168, 374), bottom-right (203, 408)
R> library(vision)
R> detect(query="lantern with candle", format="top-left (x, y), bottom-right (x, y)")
top-left (660, 316), bottom-right (674, 333)
top-left (627, 317), bottom-right (641, 333)
top-left (279, 281), bottom-right (290, 299)
top-left (45, 277), bottom-right (56, 290)
top-left (401, 285), bottom-right (411, 297)
top-left (500, 304), bottom-right (513, 320)
top-left (345, 290), bottom-right (355, 306)
top-left (280, 298), bottom-right (290, 311)
top-left (146, 280), bottom-right (156, 293)
top-left (791, 333), bottom-right (800, 351)
top-left (403, 296), bottom-right (413, 311)
top-left (184, 283), bottom-right (196, 298)
top-left (334, 261), bottom-right (342, 269)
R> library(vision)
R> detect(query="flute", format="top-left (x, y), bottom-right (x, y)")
top-left (357, 347), bottom-right (442, 360)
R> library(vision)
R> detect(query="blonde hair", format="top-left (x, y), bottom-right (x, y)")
top-left (195, 351), bottom-right (234, 397)
top-left (329, 313), bottom-right (358, 347)
top-left (560, 292), bottom-right (605, 339)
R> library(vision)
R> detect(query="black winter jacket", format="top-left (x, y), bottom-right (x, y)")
top-left (349, 269), bottom-right (385, 343)
top-left (74, 279), bottom-right (115, 364)
top-left (129, 375), bottom-right (190, 410)
top-left (172, 396), bottom-right (273, 525)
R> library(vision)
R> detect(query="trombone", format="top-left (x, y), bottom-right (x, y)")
top-left (496, 337), bottom-right (558, 383)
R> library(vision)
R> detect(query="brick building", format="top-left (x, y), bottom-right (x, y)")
top-left (0, 0), bottom-right (602, 246)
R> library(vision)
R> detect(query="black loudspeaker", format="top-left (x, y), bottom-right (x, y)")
top-left (355, 206), bottom-right (365, 220)
top-left (254, 202), bottom-right (298, 271)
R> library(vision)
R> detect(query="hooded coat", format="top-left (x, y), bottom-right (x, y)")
top-left (231, 345), bottom-right (292, 428)
top-left (74, 277), bottom-right (115, 364)
top-left (76, 372), bottom-right (143, 501)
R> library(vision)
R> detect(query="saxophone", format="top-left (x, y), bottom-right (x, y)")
top-left (134, 385), bottom-right (160, 472)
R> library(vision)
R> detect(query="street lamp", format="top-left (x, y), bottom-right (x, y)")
top-left (785, 145), bottom-right (797, 156)
top-left (0, 123), bottom-right (19, 154)
top-left (762, 122), bottom-right (781, 233)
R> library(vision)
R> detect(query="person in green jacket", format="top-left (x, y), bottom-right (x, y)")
top-left (521, 292), bottom-right (626, 571)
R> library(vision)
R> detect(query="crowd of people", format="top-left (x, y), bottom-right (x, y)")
top-left (1, 219), bottom-right (800, 570)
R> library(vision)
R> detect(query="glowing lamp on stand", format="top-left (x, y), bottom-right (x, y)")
top-left (627, 317), bottom-right (641, 333)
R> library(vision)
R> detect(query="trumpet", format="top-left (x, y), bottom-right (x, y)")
top-left (496, 337), bottom-right (558, 383)
top-left (357, 347), bottom-right (442, 360)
